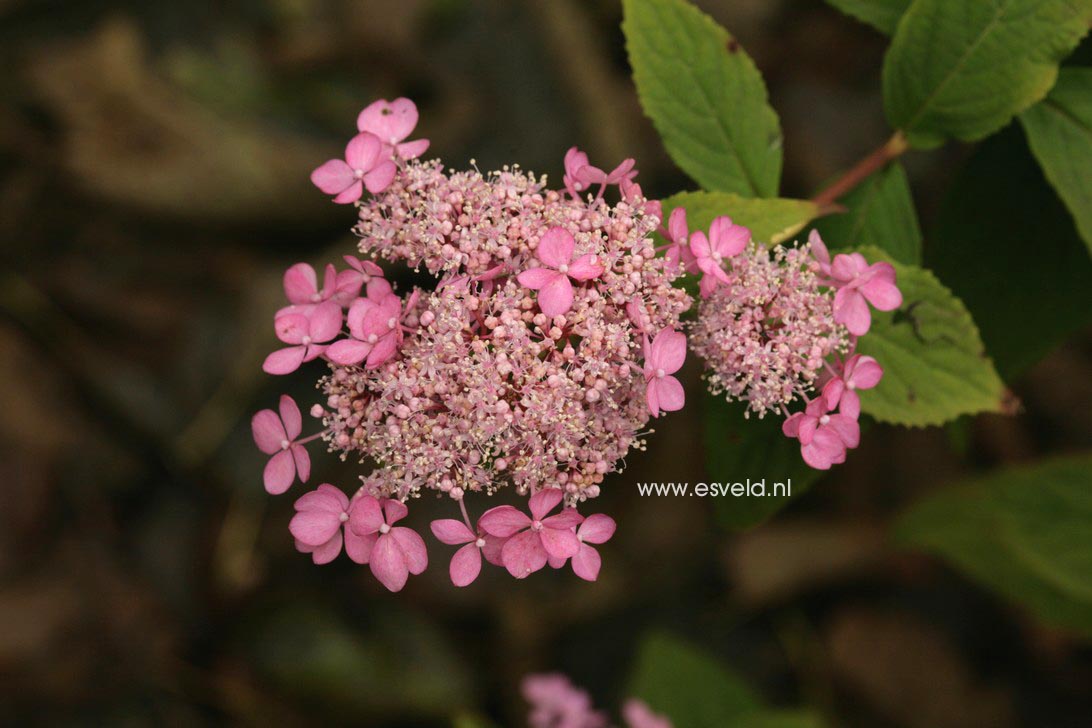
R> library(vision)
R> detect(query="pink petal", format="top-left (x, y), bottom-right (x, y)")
top-left (310, 159), bottom-right (354, 195)
top-left (382, 499), bottom-right (409, 525)
top-left (431, 519), bottom-right (475, 545)
top-left (332, 180), bottom-right (364, 204)
top-left (667, 207), bottom-right (688, 243)
top-left (294, 484), bottom-right (348, 512)
top-left (363, 160), bottom-right (397, 194)
top-left (396, 138), bottom-right (430, 159)
top-left (274, 313), bottom-right (309, 345)
top-left (830, 253), bottom-right (865, 283)
top-left (833, 288), bottom-right (872, 336)
top-left (307, 531), bottom-right (343, 565)
top-left (479, 505), bottom-right (531, 537)
top-left (263, 449), bottom-right (297, 494)
top-left (801, 428), bottom-right (844, 470)
top-left (283, 263), bottom-right (319, 304)
top-left (651, 376), bottom-right (685, 413)
top-left (348, 495), bottom-right (384, 535)
top-left (347, 297), bottom-right (378, 339)
top-left (860, 274), bottom-right (903, 311)
top-left (278, 395), bottom-right (302, 439)
top-left (344, 528), bottom-right (377, 564)
top-left (578, 513), bottom-right (616, 544)
top-left (528, 488), bottom-right (564, 520)
top-left (540, 526), bottom-right (581, 561)
top-left (571, 543), bottom-right (602, 581)
top-left (366, 277), bottom-right (393, 300)
top-left (333, 270), bottom-right (364, 305)
top-left (481, 534), bottom-right (507, 566)
top-left (289, 507), bottom-right (341, 546)
top-left (542, 508), bottom-right (583, 530)
top-left (291, 444), bottom-right (310, 483)
top-left (517, 268), bottom-right (559, 290)
top-left (357, 98), bottom-right (419, 144)
top-left (344, 132), bottom-right (382, 171)
top-left (370, 534), bottom-right (410, 592)
top-left (547, 552), bottom-right (568, 569)
top-left (782, 412), bottom-right (804, 438)
top-left (826, 414), bottom-right (861, 448)
top-left (536, 227), bottom-right (575, 268)
top-left (536, 274), bottom-right (574, 317)
top-left (365, 334), bottom-right (399, 369)
top-left (327, 339), bottom-right (372, 366)
top-left (567, 254), bottom-right (605, 281)
top-left (391, 526), bottom-right (428, 575)
top-left (798, 416), bottom-right (818, 446)
top-left (689, 230), bottom-right (711, 258)
top-left (449, 543), bottom-right (482, 587)
top-left (251, 409), bottom-right (287, 454)
top-left (646, 378), bottom-right (660, 418)
top-left (500, 531), bottom-right (549, 579)
top-left (650, 329), bottom-right (686, 373)
top-left (848, 355), bottom-right (883, 389)
top-left (308, 301), bottom-right (343, 343)
top-left (822, 378), bottom-right (846, 410)
top-left (709, 216), bottom-right (749, 257)
top-left (808, 229), bottom-right (830, 265)
top-left (839, 389), bottom-right (861, 420)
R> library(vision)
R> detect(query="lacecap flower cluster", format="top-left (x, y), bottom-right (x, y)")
top-left (252, 97), bottom-right (900, 591)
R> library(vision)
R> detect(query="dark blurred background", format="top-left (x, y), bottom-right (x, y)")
top-left (1, 0), bottom-right (1090, 725)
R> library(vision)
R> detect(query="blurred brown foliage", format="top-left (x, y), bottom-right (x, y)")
top-left (1, 0), bottom-right (1089, 726)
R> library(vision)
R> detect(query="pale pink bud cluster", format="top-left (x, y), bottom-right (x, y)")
top-left (522, 673), bottom-right (673, 728)
top-left (252, 97), bottom-right (692, 591)
top-left (686, 220), bottom-right (901, 470)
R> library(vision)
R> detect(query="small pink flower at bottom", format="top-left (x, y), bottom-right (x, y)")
top-left (689, 216), bottom-right (749, 297)
top-left (517, 227), bottom-right (605, 317)
top-left (822, 354), bottom-right (883, 419)
top-left (430, 518), bottom-right (506, 587)
top-left (830, 253), bottom-right (902, 336)
top-left (311, 132), bottom-right (397, 204)
top-left (251, 395), bottom-right (310, 494)
top-left (356, 97), bottom-right (430, 159)
top-left (782, 398), bottom-right (860, 470)
top-left (548, 513), bottom-right (616, 582)
top-left (623, 699), bottom-right (674, 728)
top-left (522, 673), bottom-right (608, 728)
top-left (643, 328), bottom-right (686, 417)
top-left (479, 488), bottom-right (584, 579)
top-left (289, 485), bottom-right (374, 564)
top-left (263, 301), bottom-right (342, 375)
top-left (349, 496), bottom-right (428, 592)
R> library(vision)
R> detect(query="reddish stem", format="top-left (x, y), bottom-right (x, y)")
top-left (811, 132), bottom-right (909, 209)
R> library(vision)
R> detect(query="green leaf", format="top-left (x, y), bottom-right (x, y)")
top-left (928, 125), bottom-right (1092, 381)
top-left (629, 632), bottom-right (825, 728)
top-left (623, 0), bottom-right (782, 196)
top-left (661, 191), bottom-right (818, 245)
top-left (814, 161), bottom-right (922, 264)
top-left (825, 0), bottom-right (910, 35)
top-left (1020, 68), bottom-right (1092, 253)
top-left (882, 0), bottom-right (1092, 148)
top-left (854, 248), bottom-right (1005, 426)
top-left (703, 394), bottom-right (819, 531)
top-left (895, 453), bottom-right (1092, 638)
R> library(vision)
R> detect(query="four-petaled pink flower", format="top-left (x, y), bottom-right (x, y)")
top-left (689, 216), bottom-right (749, 297)
top-left (430, 518), bottom-right (506, 587)
top-left (548, 513), bottom-right (617, 582)
top-left (252, 395), bottom-right (311, 494)
top-left (311, 132), bottom-right (397, 204)
top-left (479, 488), bottom-right (584, 579)
top-left (643, 328), bottom-right (686, 418)
top-left (782, 397), bottom-right (860, 470)
top-left (829, 252), bottom-right (902, 336)
top-left (263, 300), bottom-right (342, 375)
top-left (517, 227), bottom-right (605, 317)
top-left (822, 353), bottom-right (883, 419)
top-left (348, 496), bottom-right (428, 592)
top-left (327, 292), bottom-right (403, 368)
top-left (289, 484), bottom-right (373, 564)
top-left (563, 146), bottom-right (637, 198)
top-left (357, 97), bottom-right (430, 159)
